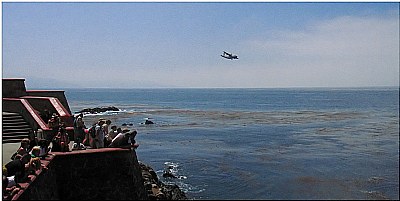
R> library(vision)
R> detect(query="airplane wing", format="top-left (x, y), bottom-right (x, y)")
top-left (224, 52), bottom-right (233, 56)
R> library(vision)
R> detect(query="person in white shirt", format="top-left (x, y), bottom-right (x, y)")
top-left (102, 120), bottom-right (111, 137)
top-left (105, 125), bottom-right (118, 147)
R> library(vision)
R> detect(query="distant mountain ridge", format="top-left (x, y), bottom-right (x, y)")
top-left (22, 77), bottom-right (173, 89)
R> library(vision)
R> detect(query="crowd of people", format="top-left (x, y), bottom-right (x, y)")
top-left (43, 112), bottom-right (138, 151)
top-left (73, 115), bottom-right (138, 150)
top-left (3, 137), bottom-right (49, 200)
top-left (2, 113), bottom-right (139, 200)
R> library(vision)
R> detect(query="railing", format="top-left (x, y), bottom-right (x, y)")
top-left (22, 96), bottom-right (74, 127)
top-left (26, 90), bottom-right (72, 114)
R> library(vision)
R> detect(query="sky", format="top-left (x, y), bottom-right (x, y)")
top-left (1, 2), bottom-right (399, 88)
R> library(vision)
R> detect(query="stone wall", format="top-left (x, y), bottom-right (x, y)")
top-left (15, 148), bottom-right (148, 200)
top-left (2, 78), bottom-right (27, 98)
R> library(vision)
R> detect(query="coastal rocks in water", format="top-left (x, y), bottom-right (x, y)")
top-left (140, 162), bottom-right (187, 200)
top-left (163, 166), bottom-right (177, 178)
top-left (77, 106), bottom-right (119, 114)
top-left (145, 119), bottom-right (154, 125)
top-left (140, 118), bottom-right (155, 125)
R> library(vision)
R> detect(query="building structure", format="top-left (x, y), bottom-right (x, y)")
top-left (2, 78), bottom-right (74, 143)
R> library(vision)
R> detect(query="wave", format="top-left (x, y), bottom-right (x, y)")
top-left (154, 161), bottom-right (205, 194)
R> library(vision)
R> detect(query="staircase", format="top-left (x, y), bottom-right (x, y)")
top-left (2, 112), bottom-right (32, 144)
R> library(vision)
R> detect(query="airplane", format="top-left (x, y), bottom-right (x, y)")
top-left (221, 51), bottom-right (239, 60)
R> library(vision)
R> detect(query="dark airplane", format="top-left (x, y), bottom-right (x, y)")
top-left (221, 51), bottom-right (239, 60)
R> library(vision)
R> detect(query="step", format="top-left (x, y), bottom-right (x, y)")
top-left (2, 122), bottom-right (30, 126)
top-left (2, 134), bottom-right (28, 140)
top-left (2, 133), bottom-right (31, 137)
top-left (2, 112), bottom-right (25, 119)
top-left (2, 127), bottom-right (32, 132)
top-left (2, 116), bottom-right (27, 121)
top-left (2, 121), bottom-right (30, 126)
top-left (2, 117), bottom-right (25, 122)
top-left (2, 112), bottom-right (34, 144)
top-left (2, 134), bottom-right (29, 140)
top-left (3, 118), bottom-right (26, 122)
top-left (2, 125), bottom-right (31, 130)
top-left (2, 123), bottom-right (30, 127)
top-left (2, 138), bottom-right (27, 144)
top-left (3, 125), bottom-right (32, 132)
top-left (1, 133), bottom-right (29, 139)
top-left (2, 132), bottom-right (29, 139)
top-left (2, 129), bottom-right (30, 133)
top-left (2, 123), bottom-right (30, 128)
top-left (2, 112), bottom-right (20, 115)
top-left (2, 113), bottom-right (24, 117)
top-left (3, 122), bottom-right (28, 127)
top-left (2, 116), bottom-right (26, 121)
top-left (2, 135), bottom-right (28, 140)
top-left (2, 112), bottom-right (19, 115)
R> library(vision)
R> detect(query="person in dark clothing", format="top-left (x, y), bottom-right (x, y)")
top-left (10, 138), bottom-right (30, 161)
top-left (5, 154), bottom-right (31, 183)
top-left (51, 127), bottom-right (70, 152)
top-left (28, 130), bottom-right (39, 151)
top-left (38, 139), bottom-right (50, 159)
top-left (47, 113), bottom-right (61, 141)
top-left (40, 109), bottom-right (52, 124)
top-left (73, 114), bottom-right (86, 150)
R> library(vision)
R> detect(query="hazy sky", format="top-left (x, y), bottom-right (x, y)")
top-left (2, 2), bottom-right (399, 88)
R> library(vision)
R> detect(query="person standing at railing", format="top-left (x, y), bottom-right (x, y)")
top-left (73, 114), bottom-right (86, 150)
top-left (95, 120), bottom-right (105, 148)
top-left (47, 113), bottom-right (61, 141)
top-left (51, 127), bottom-right (70, 152)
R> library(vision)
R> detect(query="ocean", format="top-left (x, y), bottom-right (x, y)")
top-left (64, 88), bottom-right (399, 200)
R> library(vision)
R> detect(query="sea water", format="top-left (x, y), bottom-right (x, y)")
top-left (64, 88), bottom-right (399, 200)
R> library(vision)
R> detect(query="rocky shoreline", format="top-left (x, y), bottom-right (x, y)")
top-left (140, 162), bottom-right (188, 200)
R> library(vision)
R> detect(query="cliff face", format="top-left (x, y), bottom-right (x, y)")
top-left (16, 148), bottom-right (148, 200)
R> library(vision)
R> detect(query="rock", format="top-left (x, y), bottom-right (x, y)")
top-left (139, 162), bottom-right (188, 200)
top-left (163, 171), bottom-right (177, 178)
top-left (145, 120), bottom-right (154, 124)
top-left (162, 184), bottom-right (187, 200)
top-left (77, 106), bottom-right (119, 114)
